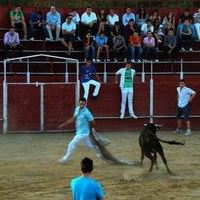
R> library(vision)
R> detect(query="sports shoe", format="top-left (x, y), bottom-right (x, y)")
top-left (106, 59), bottom-right (110, 62)
top-left (96, 59), bottom-right (101, 62)
top-left (181, 47), bottom-right (186, 51)
top-left (137, 59), bottom-right (141, 62)
top-left (155, 59), bottom-right (159, 62)
top-left (124, 58), bottom-right (127, 62)
top-left (55, 38), bottom-right (61, 41)
top-left (120, 114), bottom-right (124, 119)
top-left (131, 59), bottom-right (135, 63)
top-left (173, 128), bottom-right (182, 134)
top-left (77, 36), bottom-right (81, 41)
top-left (58, 158), bottom-right (68, 163)
top-left (92, 59), bottom-right (96, 62)
top-left (113, 58), bottom-right (118, 62)
top-left (189, 48), bottom-right (193, 52)
top-left (30, 37), bottom-right (34, 41)
top-left (45, 37), bottom-right (53, 41)
top-left (130, 113), bottom-right (138, 119)
top-left (184, 130), bottom-right (192, 136)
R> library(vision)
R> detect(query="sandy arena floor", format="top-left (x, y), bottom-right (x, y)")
top-left (0, 131), bottom-right (200, 200)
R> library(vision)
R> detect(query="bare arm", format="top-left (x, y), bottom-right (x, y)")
top-left (190, 92), bottom-right (196, 102)
top-left (115, 74), bottom-right (119, 84)
top-left (58, 116), bottom-right (76, 129)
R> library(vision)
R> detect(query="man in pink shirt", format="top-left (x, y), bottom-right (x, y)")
top-left (3, 27), bottom-right (23, 60)
top-left (142, 30), bottom-right (158, 62)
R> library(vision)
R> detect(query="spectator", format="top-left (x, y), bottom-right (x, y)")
top-left (177, 19), bottom-right (195, 51)
top-left (107, 8), bottom-right (119, 29)
top-left (129, 31), bottom-right (142, 62)
top-left (112, 32), bottom-right (128, 62)
top-left (9, 5), bottom-right (27, 39)
top-left (136, 8), bottom-right (149, 28)
top-left (115, 62), bottom-right (138, 119)
top-left (46, 6), bottom-right (61, 41)
top-left (29, 10), bottom-right (49, 40)
top-left (149, 9), bottom-right (162, 24)
top-left (179, 9), bottom-right (193, 24)
top-left (142, 30), bottom-right (159, 62)
top-left (164, 28), bottom-right (178, 60)
top-left (153, 18), bottom-right (165, 44)
top-left (3, 27), bottom-right (23, 60)
top-left (162, 11), bottom-right (176, 33)
top-left (97, 8), bottom-right (109, 36)
top-left (80, 6), bottom-right (98, 38)
top-left (122, 7), bottom-right (136, 27)
top-left (70, 8), bottom-right (81, 40)
top-left (140, 19), bottom-right (154, 38)
top-left (124, 19), bottom-right (140, 42)
top-left (61, 14), bottom-right (76, 55)
top-left (95, 31), bottom-right (110, 62)
top-left (80, 59), bottom-right (101, 100)
top-left (83, 31), bottom-right (96, 62)
top-left (110, 21), bottom-right (123, 41)
top-left (173, 79), bottom-right (196, 136)
top-left (58, 98), bottom-right (101, 163)
top-left (71, 157), bottom-right (106, 200)
top-left (193, 8), bottom-right (200, 40)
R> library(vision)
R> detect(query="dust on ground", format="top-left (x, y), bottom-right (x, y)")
top-left (0, 131), bottom-right (200, 200)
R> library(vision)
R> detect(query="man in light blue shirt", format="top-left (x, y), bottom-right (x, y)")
top-left (46, 6), bottom-right (61, 41)
top-left (71, 157), bottom-right (106, 200)
top-left (122, 7), bottom-right (135, 27)
top-left (174, 79), bottom-right (196, 135)
top-left (58, 98), bottom-right (98, 163)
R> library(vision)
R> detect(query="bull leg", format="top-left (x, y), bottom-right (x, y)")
top-left (145, 153), bottom-right (155, 172)
top-left (154, 152), bottom-right (159, 169)
top-left (157, 150), bottom-right (171, 173)
top-left (140, 150), bottom-right (145, 166)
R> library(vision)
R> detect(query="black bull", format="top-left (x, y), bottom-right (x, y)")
top-left (139, 123), bottom-right (184, 173)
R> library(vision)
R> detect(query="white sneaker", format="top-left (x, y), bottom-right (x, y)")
top-left (55, 38), bottom-right (61, 41)
top-left (92, 59), bottom-right (96, 62)
top-left (124, 58), bottom-right (127, 62)
top-left (77, 36), bottom-right (81, 41)
top-left (189, 48), bottom-right (193, 52)
top-left (131, 59), bottom-right (135, 63)
top-left (106, 59), bottom-right (110, 62)
top-left (130, 113), bottom-right (138, 119)
top-left (30, 37), bottom-right (34, 41)
top-left (84, 59), bottom-right (86, 62)
top-left (58, 158), bottom-right (68, 163)
top-left (184, 130), bottom-right (192, 136)
top-left (181, 47), bottom-right (186, 51)
top-left (155, 59), bottom-right (159, 62)
top-left (137, 59), bottom-right (141, 62)
top-left (45, 37), bottom-right (53, 41)
top-left (120, 114), bottom-right (124, 119)
top-left (113, 58), bottom-right (118, 62)
top-left (96, 59), bottom-right (101, 62)
top-left (173, 128), bottom-right (182, 134)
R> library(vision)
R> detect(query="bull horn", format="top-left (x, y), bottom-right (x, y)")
top-left (155, 124), bottom-right (163, 127)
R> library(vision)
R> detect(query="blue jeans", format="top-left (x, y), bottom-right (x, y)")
top-left (29, 24), bottom-right (49, 38)
top-left (84, 46), bottom-right (95, 60)
top-left (129, 46), bottom-right (142, 60)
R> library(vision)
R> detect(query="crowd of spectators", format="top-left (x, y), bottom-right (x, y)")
top-left (3, 5), bottom-right (200, 61)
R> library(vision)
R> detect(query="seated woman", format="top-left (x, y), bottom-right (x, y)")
top-left (97, 8), bottom-right (108, 36)
top-left (149, 9), bottom-right (162, 24)
top-left (136, 7), bottom-right (149, 28)
top-left (162, 11), bottom-right (176, 34)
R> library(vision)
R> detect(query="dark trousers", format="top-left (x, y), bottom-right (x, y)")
top-left (29, 24), bottom-right (49, 38)
top-left (142, 46), bottom-right (158, 60)
top-left (3, 43), bottom-right (23, 59)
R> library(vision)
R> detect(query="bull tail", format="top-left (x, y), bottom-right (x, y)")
top-left (158, 138), bottom-right (185, 145)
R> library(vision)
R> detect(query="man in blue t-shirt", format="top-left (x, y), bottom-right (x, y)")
top-left (58, 98), bottom-right (100, 163)
top-left (71, 157), bottom-right (106, 200)
top-left (29, 10), bottom-right (49, 40)
top-left (80, 59), bottom-right (101, 100)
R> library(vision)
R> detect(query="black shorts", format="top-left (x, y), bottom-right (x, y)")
top-left (176, 104), bottom-right (190, 121)
top-left (62, 35), bottom-right (75, 42)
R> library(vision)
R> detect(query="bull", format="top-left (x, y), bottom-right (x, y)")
top-left (139, 123), bottom-right (184, 173)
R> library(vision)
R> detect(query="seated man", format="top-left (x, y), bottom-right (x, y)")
top-left (3, 27), bottom-right (23, 60)
top-left (80, 6), bottom-right (98, 38)
top-left (61, 14), bottom-right (76, 55)
top-left (112, 32), bottom-right (128, 62)
top-left (142, 30), bottom-right (159, 62)
top-left (95, 31), bottom-right (110, 62)
top-left (29, 10), bottom-right (49, 40)
top-left (46, 6), bottom-right (61, 41)
top-left (10, 5), bottom-right (27, 39)
top-left (177, 19), bottom-right (195, 51)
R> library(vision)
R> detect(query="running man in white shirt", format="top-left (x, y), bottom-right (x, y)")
top-left (174, 79), bottom-right (196, 135)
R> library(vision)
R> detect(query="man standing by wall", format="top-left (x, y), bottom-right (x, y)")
top-left (174, 79), bottom-right (196, 136)
top-left (115, 62), bottom-right (138, 119)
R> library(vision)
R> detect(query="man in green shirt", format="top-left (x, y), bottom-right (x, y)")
top-left (10, 5), bottom-right (27, 39)
top-left (115, 62), bottom-right (138, 119)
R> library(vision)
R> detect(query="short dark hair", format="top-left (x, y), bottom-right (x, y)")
top-left (81, 157), bottom-right (93, 173)
top-left (180, 79), bottom-right (185, 83)
top-left (79, 97), bottom-right (87, 102)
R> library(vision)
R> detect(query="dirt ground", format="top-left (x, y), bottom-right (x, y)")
top-left (0, 131), bottom-right (200, 200)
